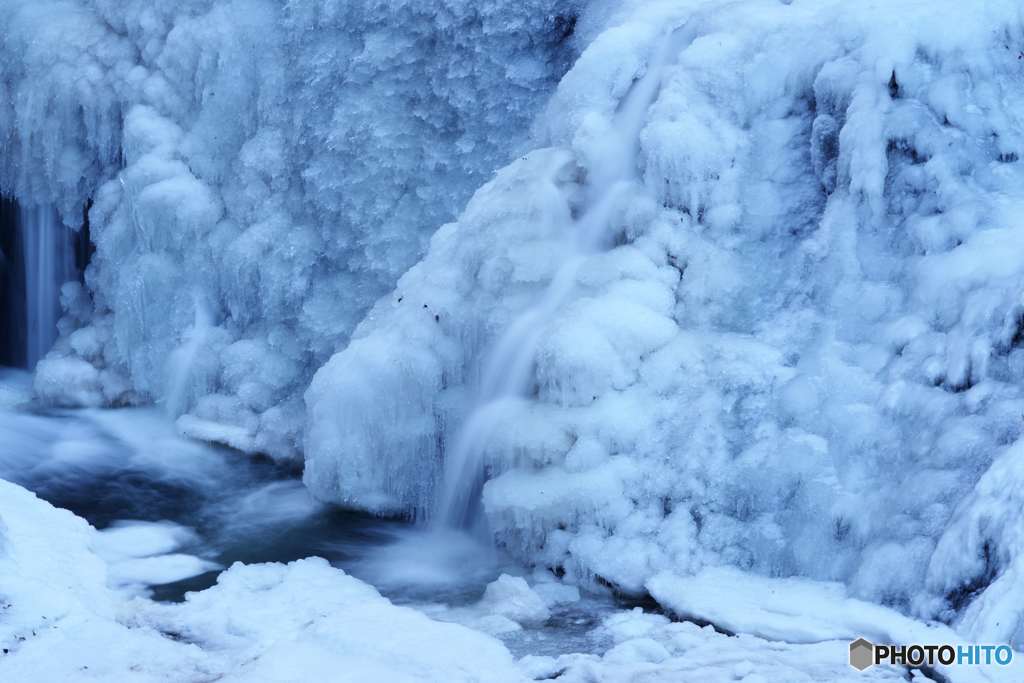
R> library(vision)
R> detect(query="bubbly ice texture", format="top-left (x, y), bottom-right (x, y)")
top-left (304, 0), bottom-right (1024, 652)
top-left (1, 0), bottom-right (584, 458)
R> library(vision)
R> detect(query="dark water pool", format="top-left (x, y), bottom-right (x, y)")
top-left (0, 401), bottom-right (617, 656)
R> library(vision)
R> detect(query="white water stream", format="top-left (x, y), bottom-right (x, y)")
top-left (20, 204), bottom-right (75, 368)
top-left (436, 29), bottom-right (685, 529)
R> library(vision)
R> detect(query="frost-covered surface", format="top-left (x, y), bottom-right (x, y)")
top-left (523, 609), bottom-right (921, 683)
top-left (305, 0), bottom-right (1024, 652)
top-left (1, 0), bottom-right (583, 458)
top-left (0, 477), bottom-right (528, 682)
top-left (647, 568), bottom-right (1021, 682)
top-left (9, 0), bottom-right (1024, 668)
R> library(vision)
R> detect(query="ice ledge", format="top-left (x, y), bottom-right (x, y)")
top-left (648, 567), bottom-right (1022, 682)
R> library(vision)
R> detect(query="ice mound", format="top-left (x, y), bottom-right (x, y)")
top-left (479, 574), bottom-right (551, 627)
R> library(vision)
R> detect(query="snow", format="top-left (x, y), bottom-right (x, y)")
top-left (0, 400), bottom-right (1017, 681)
top-left (479, 574), bottom-right (552, 627)
top-left (522, 609), bottom-right (912, 683)
top-left (0, 477), bottom-right (527, 682)
top-left (648, 567), bottom-right (1022, 682)
top-left (135, 559), bottom-right (525, 683)
top-left (6, 0), bottom-right (1024, 675)
top-left (95, 521), bottom-right (217, 596)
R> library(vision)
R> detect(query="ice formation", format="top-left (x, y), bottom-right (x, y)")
top-left (304, 0), bottom-right (1024, 652)
top-left (6, 0), bottom-right (1024, 663)
top-left (7, 471), bottom-right (1000, 681)
top-left (1, 0), bottom-right (583, 456)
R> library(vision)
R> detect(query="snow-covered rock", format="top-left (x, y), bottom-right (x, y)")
top-left (479, 574), bottom-right (551, 627)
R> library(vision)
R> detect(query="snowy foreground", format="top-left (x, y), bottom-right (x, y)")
top-left (2, 473), bottom-right (1015, 682)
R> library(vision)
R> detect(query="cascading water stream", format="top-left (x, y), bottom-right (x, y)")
top-left (164, 292), bottom-right (214, 419)
top-left (20, 204), bottom-right (75, 369)
top-left (435, 29), bottom-right (685, 529)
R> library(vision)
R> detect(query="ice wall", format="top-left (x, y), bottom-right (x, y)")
top-left (1, 0), bottom-right (584, 456)
top-left (304, 0), bottom-right (1024, 648)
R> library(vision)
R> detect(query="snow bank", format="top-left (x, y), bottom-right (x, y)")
top-left (304, 0), bottom-right (1024, 650)
top-left (135, 558), bottom-right (525, 683)
top-left (0, 477), bottom-right (526, 681)
top-left (1, 0), bottom-right (585, 460)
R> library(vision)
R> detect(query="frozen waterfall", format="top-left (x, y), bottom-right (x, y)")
top-left (435, 29), bottom-right (685, 529)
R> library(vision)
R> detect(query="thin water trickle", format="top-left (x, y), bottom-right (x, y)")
top-left (21, 204), bottom-right (75, 368)
top-left (164, 292), bottom-right (214, 419)
top-left (435, 28), bottom-right (685, 530)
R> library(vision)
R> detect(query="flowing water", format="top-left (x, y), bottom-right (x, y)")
top-left (0, 378), bottom-right (620, 656)
top-left (20, 204), bottom-right (75, 368)
top-left (435, 29), bottom-right (685, 529)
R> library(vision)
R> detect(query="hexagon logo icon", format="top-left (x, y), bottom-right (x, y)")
top-left (849, 637), bottom-right (875, 671)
